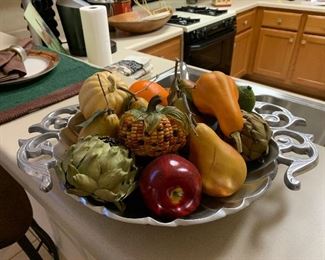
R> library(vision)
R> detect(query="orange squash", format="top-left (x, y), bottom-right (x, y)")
top-left (192, 71), bottom-right (244, 152)
top-left (129, 80), bottom-right (169, 106)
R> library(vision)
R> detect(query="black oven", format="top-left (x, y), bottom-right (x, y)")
top-left (183, 17), bottom-right (236, 74)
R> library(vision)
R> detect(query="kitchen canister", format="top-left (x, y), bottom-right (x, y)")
top-left (111, 0), bottom-right (132, 15)
top-left (56, 0), bottom-right (90, 56)
top-left (80, 5), bottom-right (113, 67)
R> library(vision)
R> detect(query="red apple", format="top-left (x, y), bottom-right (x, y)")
top-left (139, 154), bottom-right (202, 219)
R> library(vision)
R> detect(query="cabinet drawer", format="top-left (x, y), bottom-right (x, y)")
top-left (236, 10), bottom-right (255, 33)
top-left (305, 15), bottom-right (325, 36)
top-left (262, 10), bottom-right (302, 31)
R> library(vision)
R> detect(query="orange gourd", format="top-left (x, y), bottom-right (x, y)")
top-left (129, 80), bottom-right (169, 106)
top-left (192, 71), bottom-right (244, 152)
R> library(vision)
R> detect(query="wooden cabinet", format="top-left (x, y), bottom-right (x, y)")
top-left (250, 9), bottom-right (325, 99)
top-left (290, 34), bottom-right (325, 99)
top-left (231, 28), bottom-right (253, 77)
top-left (253, 28), bottom-right (297, 80)
top-left (261, 10), bottom-right (302, 31)
top-left (304, 15), bottom-right (325, 36)
top-left (236, 10), bottom-right (256, 33)
top-left (139, 36), bottom-right (182, 61)
top-left (231, 10), bottom-right (255, 77)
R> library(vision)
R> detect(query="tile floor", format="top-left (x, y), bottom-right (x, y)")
top-left (0, 228), bottom-right (54, 260)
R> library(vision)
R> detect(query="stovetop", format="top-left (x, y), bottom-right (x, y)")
top-left (167, 10), bottom-right (235, 32)
top-left (168, 15), bottom-right (200, 26)
top-left (175, 6), bottom-right (227, 16)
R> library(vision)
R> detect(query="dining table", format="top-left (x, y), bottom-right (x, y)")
top-left (0, 41), bottom-right (324, 260)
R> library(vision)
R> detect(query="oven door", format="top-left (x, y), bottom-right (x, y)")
top-left (184, 29), bottom-right (235, 74)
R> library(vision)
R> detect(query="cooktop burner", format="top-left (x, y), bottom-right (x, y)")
top-left (175, 6), bottom-right (227, 16)
top-left (168, 15), bottom-right (200, 26)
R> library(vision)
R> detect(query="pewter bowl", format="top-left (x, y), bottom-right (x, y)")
top-left (53, 110), bottom-right (279, 226)
top-left (17, 97), bottom-right (318, 226)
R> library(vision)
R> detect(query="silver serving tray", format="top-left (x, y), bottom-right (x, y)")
top-left (17, 102), bottom-right (319, 226)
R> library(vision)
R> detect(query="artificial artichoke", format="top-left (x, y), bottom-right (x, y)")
top-left (240, 110), bottom-right (272, 161)
top-left (57, 136), bottom-right (137, 210)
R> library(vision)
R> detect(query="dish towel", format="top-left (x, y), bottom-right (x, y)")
top-left (0, 39), bottom-right (33, 83)
top-left (109, 55), bottom-right (153, 79)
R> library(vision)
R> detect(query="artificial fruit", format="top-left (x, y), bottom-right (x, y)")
top-left (192, 71), bottom-right (244, 152)
top-left (189, 123), bottom-right (247, 197)
top-left (57, 136), bottom-right (138, 210)
top-left (240, 110), bottom-right (272, 161)
top-left (129, 79), bottom-right (169, 106)
top-left (79, 71), bottom-right (131, 119)
top-left (139, 154), bottom-right (202, 219)
top-left (119, 95), bottom-right (190, 157)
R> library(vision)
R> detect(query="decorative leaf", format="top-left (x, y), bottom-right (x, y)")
top-left (144, 113), bottom-right (164, 134)
top-left (94, 189), bottom-right (117, 202)
top-left (161, 106), bottom-right (190, 134)
top-left (78, 109), bottom-right (107, 129)
top-left (98, 169), bottom-right (125, 190)
top-left (72, 174), bottom-right (98, 193)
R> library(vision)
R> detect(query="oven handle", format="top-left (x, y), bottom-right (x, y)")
top-left (187, 29), bottom-right (236, 50)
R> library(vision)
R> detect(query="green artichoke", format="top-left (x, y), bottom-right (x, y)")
top-left (240, 110), bottom-right (272, 161)
top-left (57, 136), bottom-right (137, 210)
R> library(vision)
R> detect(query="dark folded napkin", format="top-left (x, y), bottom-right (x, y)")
top-left (0, 39), bottom-right (33, 83)
top-left (0, 48), bottom-right (102, 124)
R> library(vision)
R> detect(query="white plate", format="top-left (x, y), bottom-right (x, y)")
top-left (0, 49), bottom-right (60, 86)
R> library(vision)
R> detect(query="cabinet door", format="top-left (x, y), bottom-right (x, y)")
top-left (253, 28), bottom-right (296, 80)
top-left (231, 28), bottom-right (253, 77)
top-left (291, 34), bottom-right (325, 99)
top-left (140, 36), bottom-right (182, 61)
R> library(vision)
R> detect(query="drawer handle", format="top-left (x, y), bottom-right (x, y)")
top-left (301, 40), bottom-right (306, 45)
top-left (289, 38), bottom-right (294, 43)
top-left (243, 20), bottom-right (248, 25)
top-left (277, 18), bottom-right (282, 25)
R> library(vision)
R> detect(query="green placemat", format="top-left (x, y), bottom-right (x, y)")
top-left (0, 50), bottom-right (102, 124)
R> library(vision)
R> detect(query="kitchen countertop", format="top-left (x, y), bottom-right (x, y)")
top-left (1, 76), bottom-right (324, 260)
top-left (209, 0), bottom-right (325, 14)
top-left (1, 56), bottom-right (325, 260)
top-left (1, 1), bottom-right (325, 259)
top-left (110, 0), bottom-right (325, 56)
top-left (110, 25), bottom-right (183, 51)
